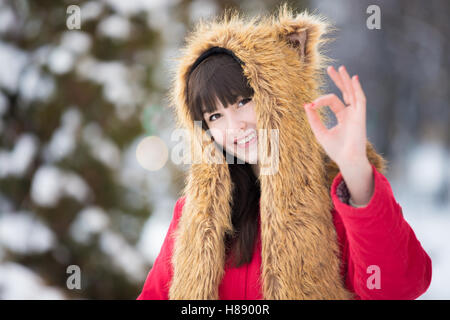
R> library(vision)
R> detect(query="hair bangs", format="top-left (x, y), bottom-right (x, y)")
top-left (186, 53), bottom-right (254, 128)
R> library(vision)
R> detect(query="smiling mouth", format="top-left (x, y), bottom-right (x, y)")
top-left (233, 130), bottom-right (257, 144)
top-left (234, 131), bottom-right (257, 148)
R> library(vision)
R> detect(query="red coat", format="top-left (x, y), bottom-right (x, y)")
top-left (137, 166), bottom-right (432, 300)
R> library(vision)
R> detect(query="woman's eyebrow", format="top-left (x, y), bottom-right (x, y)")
top-left (202, 107), bottom-right (218, 115)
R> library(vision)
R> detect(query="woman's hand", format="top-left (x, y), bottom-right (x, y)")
top-left (304, 65), bottom-right (367, 167)
top-left (304, 65), bottom-right (374, 206)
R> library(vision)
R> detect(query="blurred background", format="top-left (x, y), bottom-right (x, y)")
top-left (0, 0), bottom-right (448, 299)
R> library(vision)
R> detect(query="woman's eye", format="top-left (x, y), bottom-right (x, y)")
top-left (209, 113), bottom-right (220, 121)
top-left (238, 97), bottom-right (252, 108)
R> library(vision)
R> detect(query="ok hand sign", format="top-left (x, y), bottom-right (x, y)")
top-left (304, 65), bottom-right (368, 169)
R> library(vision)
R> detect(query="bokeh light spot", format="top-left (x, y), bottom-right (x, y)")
top-left (135, 136), bottom-right (168, 171)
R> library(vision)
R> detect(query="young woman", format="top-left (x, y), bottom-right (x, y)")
top-left (137, 6), bottom-right (431, 300)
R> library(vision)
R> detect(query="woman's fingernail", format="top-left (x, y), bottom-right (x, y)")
top-left (355, 75), bottom-right (359, 81)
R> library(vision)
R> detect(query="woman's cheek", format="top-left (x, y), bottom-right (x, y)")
top-left (207, 127), bottom-right (221, 143)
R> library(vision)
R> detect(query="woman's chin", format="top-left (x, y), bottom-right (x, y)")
top-left (234, 153), bottom-right (258, 165)
top-left (222, 144), bottom-right (257, 164)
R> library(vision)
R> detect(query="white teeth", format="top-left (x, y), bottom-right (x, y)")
top-left (237, 132), bottom-right (256, 145)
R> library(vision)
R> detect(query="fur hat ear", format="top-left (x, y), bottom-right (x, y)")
top-left (286, 30), bottom-right (307, 62)
top-left (275, 5), bottom-right (332, 66)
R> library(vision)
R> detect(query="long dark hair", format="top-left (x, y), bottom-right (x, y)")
top-left (186, 53), bottom-right (261, 268)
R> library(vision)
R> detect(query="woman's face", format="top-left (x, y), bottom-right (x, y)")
top-left (203, 96), bottom-right (258, 164)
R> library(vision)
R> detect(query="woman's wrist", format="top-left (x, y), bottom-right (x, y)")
top-left (348, 196), bottom-right (368, 208)
top-left (338, 158), bottom-right (374, 206)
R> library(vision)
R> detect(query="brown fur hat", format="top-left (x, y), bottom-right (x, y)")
top-left (167, 4), bottom-right (386, 299)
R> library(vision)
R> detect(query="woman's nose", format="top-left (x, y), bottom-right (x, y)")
top-left (225, 117), bottom-right (245, 141)
top-left (226, 112), bottom-right (246, 131)
top-left (228, 122), bottom-right (246, 137)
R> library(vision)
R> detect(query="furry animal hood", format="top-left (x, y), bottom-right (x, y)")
top-left (167, 5), bottom-right (385, 299)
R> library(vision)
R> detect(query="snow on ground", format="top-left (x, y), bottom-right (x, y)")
top-left (402, 205), bottom-right (450, 299)
top-left (390, 182), bottom-right (450, 299)
top-left (389, 141), bottom-right (450, 299)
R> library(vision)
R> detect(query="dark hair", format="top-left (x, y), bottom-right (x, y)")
top-left (186, 53), bottom-right (261, 268)
top-left (186, 53), bottom-right (254, 131)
